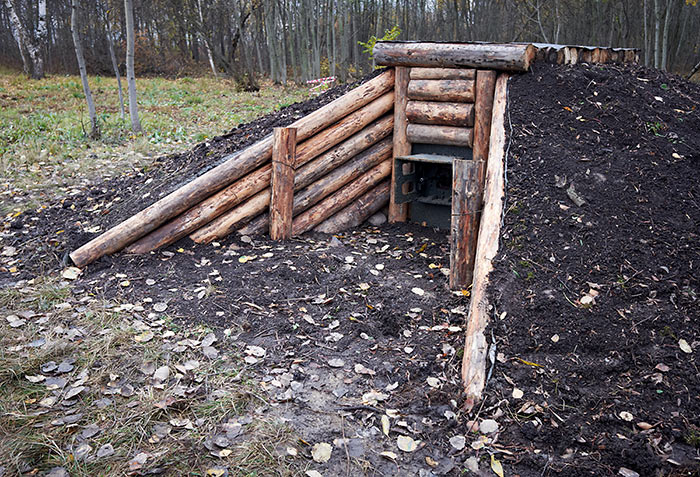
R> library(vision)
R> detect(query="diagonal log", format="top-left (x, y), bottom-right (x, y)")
top-left (238, 138), bottom-right (392, 236)
top-left (314, 181), bottom-right (390, 234)
top-left (123, 103), bottom-right (394, 254)
top-left (69, 69), bottom-right (395, 267)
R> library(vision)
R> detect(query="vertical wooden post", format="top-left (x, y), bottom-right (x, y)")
top-left (389, 66), bottom-right (409, 222)
top-left (449, 159), bottom-right (481, 289)
top-left (270, 127), bottom-right (297, 240)
top-left (473, 70), bottom-right (497, 191)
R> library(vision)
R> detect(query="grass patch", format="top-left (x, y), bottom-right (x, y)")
top-left (0, 277), bottom-right (301, 476)
top-left (0, 70), bottom-right (308, 213)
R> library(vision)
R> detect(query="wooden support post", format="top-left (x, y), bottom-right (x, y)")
top-left (389, 66), bottom-right (409, 223)
top-left (473, 70), bottom-right (497, 190)
top-left (461, 73), bottom-right (509, 411)
top-left (449, 159), bottom-right (481, 289)
top-left (269, 127), bottom-right (296, 240)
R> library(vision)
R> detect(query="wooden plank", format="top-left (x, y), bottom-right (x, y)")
top-left (314, 181), bottom-right (390, 234)
top-left (406, 100), bottom-right (474, 127)
top-left (410, 67), bottom-right (475, 80)
top-left (407, 79), bottom-right (475, 102)
top-left (269, 128), bottom-right (296, 240)
top-left (389, 66), bottom-right (409, 223)
top-left (69, 69), bottom-right (395, 268)
top-left (406, 123), bottom-right (473, 147)
top-left (449, 159), bottom-right (481, 290)
top-left (473, 70), bottom-right (497, 188)
top-left (461, 73), bottom-right (509, 411)
top-left (374, 42), bottom-right (535, 71)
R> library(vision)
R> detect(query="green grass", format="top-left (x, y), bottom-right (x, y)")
top-left (0, 68), bottom-right (308, 213)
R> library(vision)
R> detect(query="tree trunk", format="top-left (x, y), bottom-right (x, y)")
top-left (654, 0), bottom-right (661, 68)
top-left (643, 0), bottom-right (650, 66)
top-left (124, 0), bottom-right (142, 133)
top-left (5, 0), bottom-right (44, 79)
top-left (70, 0), bottom-right (99, 139)
top-left (661, 0), bottom-right (672, 71)
top-left (103, 7), bottom-right (125, 119)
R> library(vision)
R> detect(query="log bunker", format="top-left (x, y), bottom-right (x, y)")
top-left (68, 41), bottom-right (641, 407)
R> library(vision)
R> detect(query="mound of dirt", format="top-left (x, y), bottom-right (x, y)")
top-left (487, 63), bottom-right (699, 475)
top-left (1, 71), bottom-right (379, 281)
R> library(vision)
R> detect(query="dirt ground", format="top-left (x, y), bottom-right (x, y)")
top-left (487, 63), bottom-right (700, 476)
top-left (1, 63), bottom-right (699, 476)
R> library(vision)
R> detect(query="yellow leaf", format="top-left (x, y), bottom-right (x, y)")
top-left (491, 454), bottom-right (504, 477)
top-left (517, 358), bottom-right (543, 368)
top-left (177, 248), bottom-right (185, 253)
top-left (461, 289), bottom-right (470, 297)
top-left (206, 469), bottom-right (226, 477)
top-left (417, 243), bottom-right (427, 253)
top-left (563, 106), bottom-right (573, 112)
top-left (9, 266), bottom-right (17, 273)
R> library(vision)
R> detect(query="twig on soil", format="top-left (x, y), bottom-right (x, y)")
top-left (341, 416), bottom-right (351, 477)
top-left (336, 405), bottom-right (383, 414)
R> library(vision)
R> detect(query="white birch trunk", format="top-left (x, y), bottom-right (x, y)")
top-left (5, 0), bottom-right (43, 78)
top-left (124, 0), bottom-right (142, 133)
top-left (70, 0), bottom-right (99, 138)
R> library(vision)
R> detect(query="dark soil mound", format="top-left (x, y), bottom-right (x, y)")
top-left (1, 72), bottom-right (379, 280)
top-left (488, 63), bottom-right (700, 475)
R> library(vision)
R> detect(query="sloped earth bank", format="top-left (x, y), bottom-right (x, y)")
top-left (487, 64), bottom-right (700, 476)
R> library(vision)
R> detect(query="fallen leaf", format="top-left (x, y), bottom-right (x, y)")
top-left (380, 451), bottom-right (398, 461)
top-left (411, 287), bottom-right (425, 296)
top-left (153, 303), bottom-right (168, 312)
top-left (311, 442), bottom-right (332, 463)
top-left (512, 388), bottom-right (524, 399)
top-left (153, 366), bottom-right (170, 382)
top-left (491, 454), bottom-right (504, 477)
top-left (354, 363), bottom-right (376, 376)
top-left (397, 435), bottom-right (418, 452)
top-left (381, 415), bottom-right (390, 436)
top-left (480, 419), bottom-right (499, 434)
top-left (449, 435), bottom-right (466, 450)
top-left (134, 331), bottom-right (154, 343)
top-left (96, 443), bottom-right (114, 458)
top-left (305, 471), bottom-right (323, 477)
top-left (679, 339), bottom-right (693, 354)
top-left (205, 467), bottom-right (228, 477)
top-left (62, 267), bottom-right (82, 280)
top-left (426, 377), bottom-right (440, 388)
top-left (619, 411), bottom-right (634, 421)
top-left (328, 358), bottom-right (345, 368)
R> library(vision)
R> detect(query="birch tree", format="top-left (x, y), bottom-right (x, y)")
top-left (70, 0), bottom-right (99, 138)
top-left (124, 0), bottom-right (142, 133)
top-left (5, 0), bottom-right (44, 79)
top-left (99, 1), bottom-right (125, 119)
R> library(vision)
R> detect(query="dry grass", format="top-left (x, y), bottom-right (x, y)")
top-left (0, 277), bottom-right (301, 476)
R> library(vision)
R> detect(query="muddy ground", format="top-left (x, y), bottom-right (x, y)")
top-left (2, 63), bottom-right (699, 477)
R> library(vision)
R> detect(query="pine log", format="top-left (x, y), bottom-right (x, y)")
top-left (373, 42), bottom-right (535, 71)
top-left (461, 74), bottom-right (509, 412)
top-left (449, 159), bottom-right (481, 289)
top-left (124, 165), bottom-right (271, 254)
top-left (69, 69), bottom-right (395, 268)
top-left (314, 181), bottom-right (390, 234)
top-left (190, 189), bottom-right (271, 243)
top-left (407, 79), bottom-right (475, 102)
top-left (269, 128), bottom-right (297, 240)
top-left (406, 123), bottom-right (473, 147)
top-left (410, 67), bottom-right (475, 80)
top-left (123, 106), bottom-right (393, 254)
top-left (294, 91), bottom-right (394, 168)
top-left (239, 138), bottom-right (392, 236)
top-left (473, 70), bottom-right (497, 188)
top-left (406, 101), bottom-right (474, 127)
top-left (389, 66), bottom-right (410, 223)
top-left (292, 160), bottom-right (392, 235)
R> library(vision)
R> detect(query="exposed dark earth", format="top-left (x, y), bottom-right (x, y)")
top-left (2, 63), bottom-right (699, 477)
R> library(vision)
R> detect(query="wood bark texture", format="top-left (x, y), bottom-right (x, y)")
top-left (292, 160), bottom-right (392, 235)
top-left (124, 0), bottom-right (142, 132)
top-left (407, 79), bottom-right (475, 102)
top-left (410, 67), bottom-right (476, 80)
top-left (70, 0), bottom-right (99, 139)
top-left (269, 128), bottom-right (297, 240)
top-left (406, 124), bottom-right (473, 147)
top-left (389, 66), bottom-right (410, 223)
top-left (373, 42), bottom-right (535, 71)
top-left (406, 101), bottom-right (474, 126)
top-left (69, 69), bottom-right (394, 267)
top-left (314, 181), bottom-right (390, 234)
top-left (461, 73), bottom-right (509, 411)
top-left (449, 159), bottom-right (481, 289)
top-left (473, 70), bottom-right (497, 187)
top-left (240, 137), bottom-right (392, 236)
